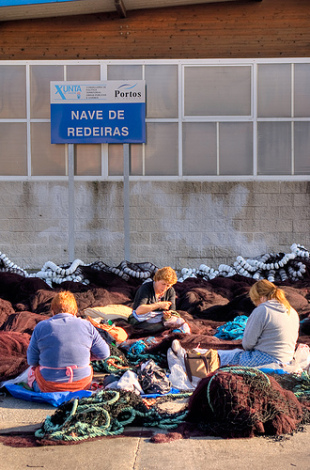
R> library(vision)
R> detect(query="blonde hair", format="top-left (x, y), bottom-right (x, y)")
top-left (153, 266), bottom-right (178, 285)
top-left (51, 291), bottom-right (78, 316)
top-left (249, 279), bottom-right (291, 312)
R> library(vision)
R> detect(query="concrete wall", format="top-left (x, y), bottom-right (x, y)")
top-left (1, 180), bottom-right (309, 272)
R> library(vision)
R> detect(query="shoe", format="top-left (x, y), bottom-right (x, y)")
top-left (171, 339), bottom-right (182, 356)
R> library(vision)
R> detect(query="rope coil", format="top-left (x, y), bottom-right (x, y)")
top-left (35, 390), bottom-right (191, 442)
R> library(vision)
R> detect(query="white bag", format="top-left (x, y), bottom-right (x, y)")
top-left (294, 343), bottom-right (310, 371)
top-left (167, 340), bottom-right (199, 391)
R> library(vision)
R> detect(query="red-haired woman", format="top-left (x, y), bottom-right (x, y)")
top-left (128, 266), bottom-right (189, 334)
top-left (27, 291), bottom-right (110, 392)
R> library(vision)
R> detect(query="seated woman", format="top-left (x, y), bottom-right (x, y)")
top-left (128, 266), bottom-right (189, 334)
top-left (27, 291), bottom-right (110, 393)
top-left (217, 279), bottom-right (300, 368)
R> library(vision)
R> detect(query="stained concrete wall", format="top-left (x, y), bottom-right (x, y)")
top-left (1, 180), bottom-right (309, 271)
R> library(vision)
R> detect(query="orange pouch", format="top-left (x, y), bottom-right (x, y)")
top-left (87, 316), bottom-right (128, 343)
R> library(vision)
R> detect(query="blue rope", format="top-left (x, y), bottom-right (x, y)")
top-left (214, 315), bottom-right (248, 340)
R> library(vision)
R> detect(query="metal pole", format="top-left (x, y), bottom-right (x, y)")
top-left (68, 143), bottom-right (75, 262)
top-left (123, 143), bottom-right (130, 261)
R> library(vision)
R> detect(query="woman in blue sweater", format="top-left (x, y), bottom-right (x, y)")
top-left (27, 291), bottom-right (110, 392)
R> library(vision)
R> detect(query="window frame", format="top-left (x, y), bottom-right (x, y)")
top-left (0, 58), bottom-right (309, 181)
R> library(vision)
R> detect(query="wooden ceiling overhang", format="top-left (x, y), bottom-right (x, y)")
top-left (0, 0), bottom-right (261, 22)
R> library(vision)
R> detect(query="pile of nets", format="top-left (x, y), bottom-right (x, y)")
top-left (1, 243), bottom-right (310, 285)
top-left (272, 371), bottom-right (310, 403)
top-left (186, 366), bottom-right (310, 439)
top-left (33, 260), bottom-right (158, 286)
top-left (179, 243), bottom-right (310, 282)
top-left (35, 389), bottom-right (190, 443)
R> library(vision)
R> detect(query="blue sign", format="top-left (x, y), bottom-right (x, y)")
top-left (50, 81), bottom-right (146, 144)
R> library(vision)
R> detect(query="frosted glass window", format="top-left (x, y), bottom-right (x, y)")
top-left (31, 123), bottom-right (66, 176)
top-left (257, 64), bottom-right (291, 117)
top-left (145, 123), bottom-right (178, 175)
top-left (0, 65), bottom-right (26, 118)
top-left (219, 122), bottom-right (253, 175)
top-left (294, 122), bottom-right (310, 174)
top-left (145, 65), bottom-right (178, 118)
top-left (257, 122), bottom-right (291, 175)
top-left (107, 65), bottom-right (142, 80)
top-left (294, 64), bottom-right (310, 117)
top-left (30, 65), bottom-right (64, 118)
top-left (67, 65), bottom-right (100, 81)
top-left (183, 122), bottom-right (217, 175)
top-left (75, 144), bottom-right (101, 176)
top-left (108, 144), bottom-right (143, 176)
top-left (0, 123), bottom-right (27, 175)
top-left (184, 66), bottom-right (251, 116)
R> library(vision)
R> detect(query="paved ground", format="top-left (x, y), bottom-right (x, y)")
top-left (1, 393), bottom-right (310, 470)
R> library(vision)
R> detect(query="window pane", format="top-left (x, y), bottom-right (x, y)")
top-left (107, 65), bottom-right (142, 80)
top-left (257, 64), bottom-right (291, 117)
top-left (0, 65), bottom-right (26, 118)
top-left (294, 122), bottom-right (310, 174)
top-left (31, 122), bottom-right (66, 176)
top-left (0, 123), bottom-right (27, 175)
top-left (145, 123), bottom-right (178, 175)
top-left (145, 65), bottom-right (178, 118)
top-left (130, 145), bottom-right (143, 175)
top-left (30, 65), bottom-right (64, 118)
top-left (257, 122), bottom-right (291, 175)
top-left (108, 145), bottom-right (122, 176)
top-left (67, 65), bottom-right (100, 81)
top-left (183, 122), bottom-right (217, 175)
top-left (75, 144), bottom-right (101, 176)
top-left (294, 64), bottom-right (310, 117)
top-left (184, 66), bottom-right (251, 116)
top-left (108, 144), bottom-right (143, 176)
top-left (219, 122), bottom-right (253, 175)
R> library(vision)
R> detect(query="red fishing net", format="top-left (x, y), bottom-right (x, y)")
top-left (187, 366), bottom-right (310, 438)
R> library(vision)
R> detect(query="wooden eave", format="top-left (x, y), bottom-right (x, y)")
top-left (0, 0), bottom-right (252, 22)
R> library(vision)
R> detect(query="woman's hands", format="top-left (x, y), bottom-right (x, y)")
top-left (135, 300), bottom-right (172, 315)
top-left (157, 301), bottom-right (172, 311)
top-left (163, 310), bottom-right (172, 321)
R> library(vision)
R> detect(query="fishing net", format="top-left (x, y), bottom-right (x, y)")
top-left (271, 371), bottom-right (310, 404)
top-left (34, 389), bottom-right (190, 443)
top-left (187, 366), bottom-right (310, 438)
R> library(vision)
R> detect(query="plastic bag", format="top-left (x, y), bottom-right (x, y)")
top-left (167, 342), bottom-right (197, 391)
top-left (276, 343), bottom-right (310, 374)
top-left (137, 359), bottom-right (171, 395)
top-left (294, 343), bottom-right (310, 371)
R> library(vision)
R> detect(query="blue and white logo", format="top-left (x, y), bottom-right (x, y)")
top-left (114, 83), bottom-right (142, 99)
top-left (54, 84), bottom-right (82, 100)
